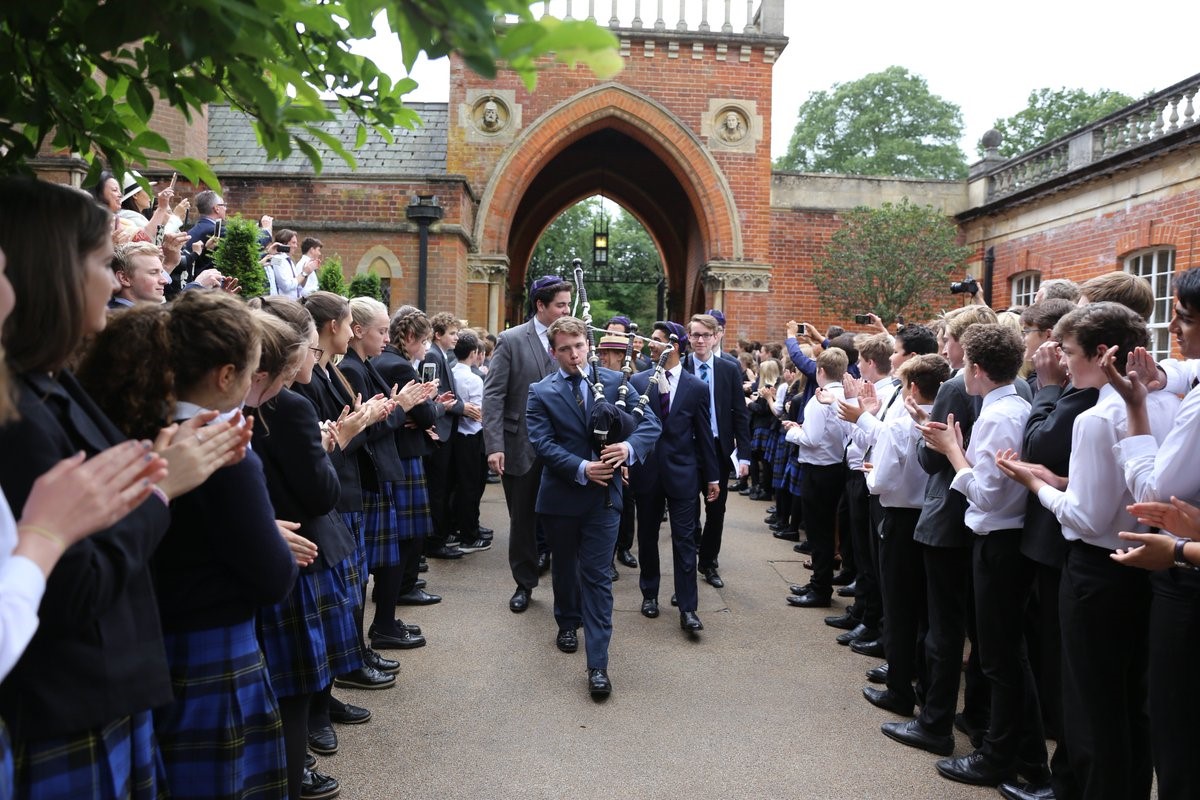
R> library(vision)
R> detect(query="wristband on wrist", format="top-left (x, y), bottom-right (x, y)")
top-left (1173, 537), bottom-right (1198, 570)
top-left (17, 524), bottom-right (67, 550)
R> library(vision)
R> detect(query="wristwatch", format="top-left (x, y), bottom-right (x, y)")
top-left (1173, 537), bottom-right (1198, 570)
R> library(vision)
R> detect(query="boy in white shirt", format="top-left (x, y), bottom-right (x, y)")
top-left (920, 323), bottom-right (1044, 789)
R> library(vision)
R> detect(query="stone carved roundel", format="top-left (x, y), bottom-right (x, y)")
top-left (714, 106), bottom-right (749, 144)
top-left (472, 96), bottom-right (510, 134)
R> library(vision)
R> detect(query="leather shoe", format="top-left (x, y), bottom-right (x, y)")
top-left (301, 766), bottom-right (340, 800)
top-left (794, 540), bottom-right (813, 554)
top-left (536, 552), bottom-right (551, 573)
top-left (418, 556), bottom-right (428, 573)
top-left (307, 725), bottom-right (338, 755)
top-left (935, 750), bottom-right (1014, 786)
top-left (680, 611), bottom-right (703, 631)
top-left (789, 583), bottom-right (813, 596)
top-left (364, 649), bottom-right (399, 674)
top-left (772, 529), bottom-right (800, 541)
top-left (395, 588), bottom-right (441, 605)
top-left (865, 663), bottom-right (889, 684)
top-left (587, 668), bottom-right (612, 699)
top-left (509, 587), bottom-right (531, 613)
top-left (610, 565), bottom-right (620, 581)
top-left (824, 610), bottom-right (858, 629)
top-left (426, 545), bottom-right (464, 559)
top-left (333, 665), bottom-right (396, 690)
top-left (850, 637), bottom-right (884, 657)
top-left (641, 597), bottom-right (659, 618)
top-left (368, 621), bottom-right (420, 637)
top-left (786, 591), bottom-right (831, 608)
top-left (769, 521), bottom-right (792, 532)
top-left (998, 781), bottom-right (1056, 800)
top-left (701, 568), bottom-right (724, 588)
top-left (617, 549), bottom-right (638, 568)
top-left (862, 686), bottom-right (914, 716)
top-left (329, 702), bottom-right (371, 725)
top-left (369, 627), bottom-right (426, 650)
top-left (837, 580), bottom-right (858, 597)
top-left (556, 628), bottom-right (578, 653)
top-left (414, 578), bottom-right (427, 589)
top-left (836, 623), bottom-right (872, 645)
top-left (669, 593), bottom-right (678, 606)
top-left (763, 514), bottom-right (778, 525)
top-left (881, 719), bottom-right (954, 756)
top-left (766, 505), bottom-right (777, 514)
top-left (831, 570), bottom-right (855, 586)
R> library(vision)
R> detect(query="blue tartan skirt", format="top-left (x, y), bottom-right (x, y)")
top-left (258, 563), bottom-right (361, 698)
top-left (12, 710), bottom-right (166, 800)
top-left (154, 620), bottom-right (286, 800)
top-left (783, 446), bottom-right (805, 495)
top-left (341, 510), bottom-right (368, 597)
top-left (389, 457), bottom-right (433, 542)
top-left (751, 425), bottom-right (772, 454)
top-left (769, 430), bottom-right (789, 489)
top-left (361, 486), bottom-right (402, 571)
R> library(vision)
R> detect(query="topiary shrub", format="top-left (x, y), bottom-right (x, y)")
top-left (211, 214), bottom-right (268, 298)
top-left (317, 256), bottom-right (347, 296)
top-left (348, 271), bottom-right (382, 301)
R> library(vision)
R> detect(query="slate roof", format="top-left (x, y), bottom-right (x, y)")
top-left (207, 102), bottom-right (448, 177)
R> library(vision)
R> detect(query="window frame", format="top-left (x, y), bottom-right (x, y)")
top-left (1124, 247), bottom-right (1176, 361)
top-left (1009, 270), bottom-right (1041, 308)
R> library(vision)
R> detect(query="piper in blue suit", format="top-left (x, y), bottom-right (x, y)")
top-left (526, 316), bottom-right (661, 699)
top-left (629, 322), bottom-right (721, 631)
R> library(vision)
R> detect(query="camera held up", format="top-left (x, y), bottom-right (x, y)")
top-left (949, 275), bottom-right (979, 296)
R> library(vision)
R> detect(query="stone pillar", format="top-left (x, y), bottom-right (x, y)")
top-left (468, 254), bottom-right (510, 333)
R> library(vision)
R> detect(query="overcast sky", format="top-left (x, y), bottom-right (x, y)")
top-left (355, 1), bottom-right (1200, 162)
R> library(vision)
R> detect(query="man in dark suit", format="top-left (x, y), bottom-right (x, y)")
top-left (683, 313), bottom-right (752, 588)
top-left (526, 316), bottom-right (660, 699)
top-left (422, 312), bottom-right (466, 559)
top-left (483, 276), bottom-right (572, 612)
top-left (629, 322), bottom-right (721, 630)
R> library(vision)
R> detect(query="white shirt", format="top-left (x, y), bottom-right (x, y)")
top-left (787, 383), bottom-right (848, 466)
top-left (949, 384), bottom-right (1031, 534)
top-left (533, 317), bottom-right (551, 362)
top-left (1039, 384), bottom-right (1179, 549)
top-left (660, 363), bottom-right (682, 409)
top-left (452, 362), bottom-right (483, 436)
top-left (0, 489), bottom-right (47, 681)
top-left (269, 254), bottom-right (315, 298)
top-left (867, 404), bottom-right (932, 509)
top-left (691, 354), bottom-right (720, 437)
top-left (1114, 377), bottom-right (1196, 527)
top-left (845, 377), bottom-right (899, 470)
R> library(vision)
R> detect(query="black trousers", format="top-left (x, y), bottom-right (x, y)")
top-left (916, 542), bottom-right (971, 735)
top-left (422, 440), bottom-right (455, 549)
top-left (879, 506), bottom-right (924, 706)
top-left (836, 489), bottom-right (854, 577)
top-left (1059, 541), bottom-right (1151, 800)
top-left (450, 431), bottom-right (485, 538)
top-left (502, 464), bottom-right (543, 592)
top-left (1148, 568), bottom-right (1200, 800)
top-left (696, 439), bottom-right (730, 570)
top-left (799, 462), bottom-right (847, 597)
top-left (635, 488), bottom-right (700, 612)
top-left (616, 486), bottom-right (636, 553)
top-left (973, 530), bottom-right (1047, 770)
top-left (845, 473), bottom-right (880, 626)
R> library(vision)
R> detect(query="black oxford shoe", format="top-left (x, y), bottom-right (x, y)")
top-left (669, 593), bottom-right (678, 606)
top-left (329, 702), bottom-right (371, 725)
top-left (679, 611), bottom-right (703, 631)
top-left (837, 580), bottom-right (858, 597)
top-left (587, 668), bottom-right (612, 699)
top-left (935, 750), bottom-right (1015, 787)
top-left (786, 591), bottom-right (832, 608)
top-left (789, 583), bottom-right (813, 596)
top-left (831, 570), bottom-right (855, 586)
top-left (824, 610), bottom-right (858, 629)
top-left (641, 597), bottom-right (659, 618)
top-left (772, 529), bottom-right (800, 541)
top-left (365, 649), bottom-right (400, 675)
top-left (395, 588), bottom-right (441, 606)
top-left (862, 686), bottom-right (914, 716)
top-left (369, 628), bottom-right (426, 651)
top-left (850, 637), bottom-right (884, 657)
top-left (536, 552), bottom-right (551, 573)
top-left (617, 549), bottom-right (638, 568)
top-left (836, 623), bottom-right (871, 645)
top-left (509, 586), bottom-right (531, 613)
top-left (333, 666), bottom-right (395, 690)
top-left (307, 725), bottom-right (338, 755)
top-left (426, 545), bottom-right (464, 559)
top-left (881, 719), bottom-right (954, 756)
top-left (998, 781), bottom-right (1056, 800)
top-left (865, 663), bottom-right (889, 684)
top-left (301, 766), bottom-right (340, 800)
top-left (701, 568), bottom-right (724, 588)
top-left (556, 628), bottom-right (578, 653)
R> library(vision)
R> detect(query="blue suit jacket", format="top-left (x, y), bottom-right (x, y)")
top-left (629, 367), bottom-right (720, 499)
top-left (527, 366), bottom-right (661, 516)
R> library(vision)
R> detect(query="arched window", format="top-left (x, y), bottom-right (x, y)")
top-left (1009, 271), bottom-right (1041, 308)
top-left (1125, 248), bottom-right (1176, 360)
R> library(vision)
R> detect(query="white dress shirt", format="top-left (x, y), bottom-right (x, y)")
top-left (787, 383), bottom-right (848, 466)
top-left (949, 384), bottom-right (1031, 534)
top-left (660, 362), bottom-right (682, 409)
top-left (845, 377), bottom-right (900, 470)
top-left (534, 317), bottom-right (551, 361)
top-left (1114, 377), bottom-right (1195, 526)
top-left (0, 489), bottom-right (47, 681)
top-left (867, 404), bottom-right (933, 509)
top-left (1039, 384), bottom-right (1180, 549)
top-left (452, 362), bottom-right (483, 436)
top-left (691, 353), bottom-right (720, 437)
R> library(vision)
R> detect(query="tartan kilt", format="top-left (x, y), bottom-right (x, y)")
top-left (769, 430), bottom-right (789, 489)
top-left (783, 446), bottom-right (805, 496)
top-left (322, 557), bottom-right (365, 677)
top-left (340, 511), bottom-right (368, 598)
top-left (154, 620), bottom-right (286, 800)
top-left (12, 710), bottom-right (167, 800)
top-left (750, 425), bottom-right (772, 454)
top-left (361, 486), bottom-right (402, 571)
top-left (388, 456), bottom-right (433, 542)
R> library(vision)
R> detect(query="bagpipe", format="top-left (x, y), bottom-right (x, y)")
top-left (631, 332), bottom-right (677, 420)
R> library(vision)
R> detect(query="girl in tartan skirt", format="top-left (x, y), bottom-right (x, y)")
top-left (75, 291), bottom-right (299, 799)
top-left (0, 179), bottom-right (240, 800)
top-left (747, 359), bottom-right (782, 502)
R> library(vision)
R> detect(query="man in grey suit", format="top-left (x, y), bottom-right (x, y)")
top-left (483, 276), bottom-right (573, 612)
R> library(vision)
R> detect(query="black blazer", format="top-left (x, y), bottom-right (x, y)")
top-left (914, 374), bottom-right (977, 549)
top-left (372, 346), bottom-right (437, 459)
top-left (292, 367), bottom-right (367, 512)
top-left (421, 344), bottom-right (463, 441)
top-left (682, 354), bottom-right (752, 461)
top-left (0, 371), bottom-right (173, 739)
top-left (1019, 384), bottom-right (1099, 568)
top-left (249, 388), bottom-right (356, 571)
top-left (339, 349), bottom-right (407, 482)
top-left (629, 368), bottom-right (720, 499)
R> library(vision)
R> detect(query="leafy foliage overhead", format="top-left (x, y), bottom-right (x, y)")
top-left (0, 1), bottom-right (621, 187)
top-left (812, 198), bottom-right (973, 325)
top-left (775, 66), bottom-right (967, 180)
top-left (981, 87), bottom-right (1137, 158)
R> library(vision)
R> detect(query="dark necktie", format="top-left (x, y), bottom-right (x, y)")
top-left (568, 373), bottom-right (585, 410)
top-left (660, 372), bottom-right (671, 418)
top-left (863, 379), bottom-right (904, 463)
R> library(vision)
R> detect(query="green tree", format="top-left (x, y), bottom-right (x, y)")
top-left (0, 1), bottom-right (621, 186)
top-left (317, 257), bottom-right (348, 296)
top-left (212, 215), bottom-right (268, 298)
top-left (812, 199), bottom-right (972, 325)
top-left (775, 66), bottom-right (967, 180)
top-left (982, 87), bottom-right (1136, 158)
top-left (348, 272), bottom-right (383, 302)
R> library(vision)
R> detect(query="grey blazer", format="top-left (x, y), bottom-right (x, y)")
top-left (483, 319), bottom-right (555, 477)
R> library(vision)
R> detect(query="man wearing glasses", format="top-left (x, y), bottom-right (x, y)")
top-left (180, 190), bottom-right (229, 288)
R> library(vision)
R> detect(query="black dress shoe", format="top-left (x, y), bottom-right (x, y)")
top-left (935, 750), bottom-right (1014, 787)
top-left (865, 663), bottom-right (889, 684)
top-left (837, 580), bottom-right (858, 597)
top-left (763, 514), bottom-right (778, 525)
top-left (329, 702), bottom-right (372, 725)
top-left (836, 623), bottom-right (871, 645)
top-left (769, 521), bottom-right (791, 532)
top-left (333, 666), bottom-right (395, 690)
top-left (556, 628), bottom-right (578, 653)
top-left (300, 767), bottom-right (340, 800)
top-left (395, 588), bottom-right (442, 605)
top-left (426, 545), bottom-right (464, 559)
top-left (509, 586), bottom-right (531, 613)
top-left (418, 557), bottom-right (428, 573)
top-left (794, 540), bottom-right (813, 554)
top-left (305, 752), bottom-right (316, 770)
top-left (307, 725), bottom-right (338, 755)
top-left (831, 570), bottom-right (855, 586)
top-left (824, 610), bottom-right (858, 629)
top-left (999, 781), bottom-right (1057, 800)
top-left (766, 505), bottom-right (777, 514)
top-left (881, 719), bottom-right (955, 756)
top-left (617, 549), bottom-right (638, 568)
top-left (747, 487), bottom-right (764, 499)
top-left (772, 529), bottom-right (800, 541)
top-left (789, 583), bottom-right (813, 596)
top-left (364, 649), bottom-right (400, 674)
top-left (862, 686), bottom-right (914, 716)
top-left (369, 627), bottom-right (427, 650)
top-left (588, 668), bottom-right (612, 699)
top-left (786, 591), bottom-right (832, 608)
top-left (701, 568), bottom-right (724, 588)
top-left (679, 611), bottom-right (703, 631)
top-left (609, 565), bottom-right (620, 581)
top-left (641, 597), bottom-right (659, 618)
top-left (954, 712), bottom-right (987, 749)
top-left (536, 552), bottom-right (551, 573)
top-left (669, 593), bottom-right (678, 606)
top-left (414, 578), bottom-right (427, 589)
top-left (850, 637), bottom-right (884, 657)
